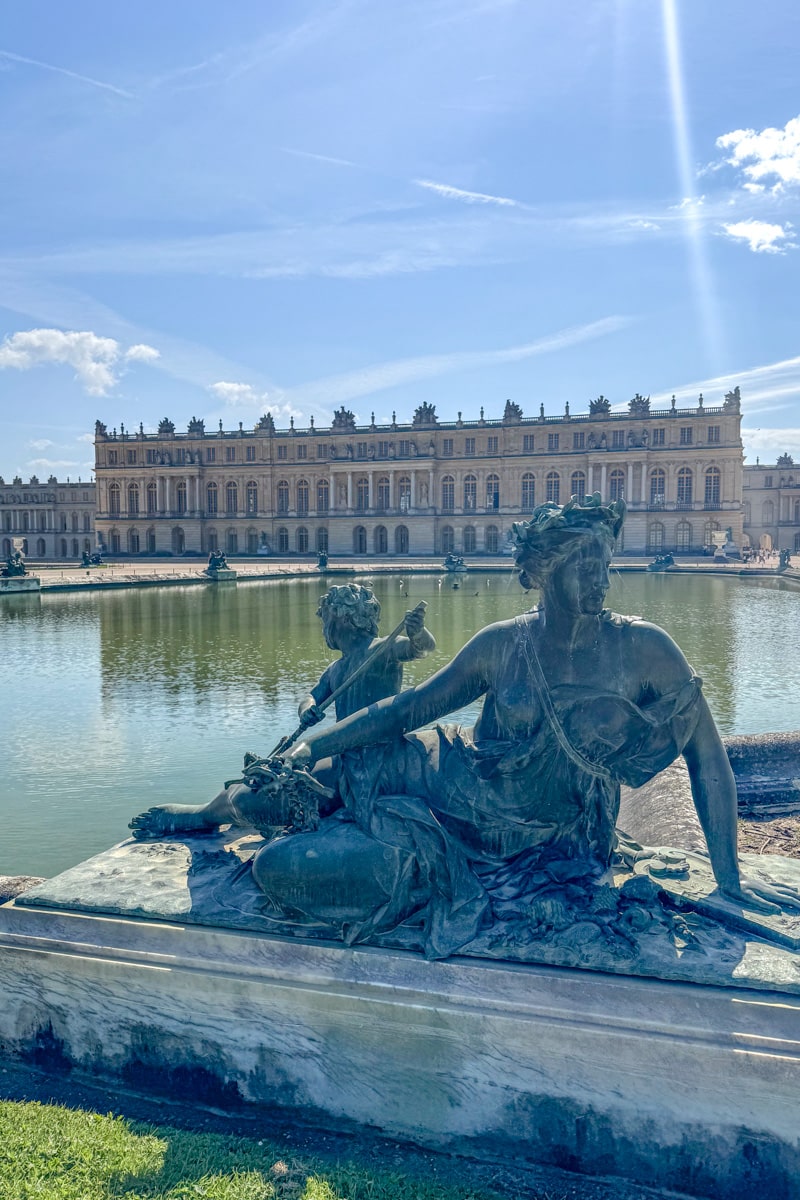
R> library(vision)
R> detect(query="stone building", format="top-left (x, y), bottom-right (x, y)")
top-left (742, 454), bottom-right (800, 554)
top-left (93, 391), bottom-right (744, 558)
top-left (0, 476), bottom-right (96, 561)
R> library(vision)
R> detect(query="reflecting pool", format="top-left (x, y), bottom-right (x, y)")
top-left (2, 570), bottom-right (799, 878)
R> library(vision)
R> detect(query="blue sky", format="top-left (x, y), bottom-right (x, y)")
top-left (1, 0), bottom-right (799, 480)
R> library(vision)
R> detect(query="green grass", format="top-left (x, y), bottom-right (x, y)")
top-left (0, 1100), bottom-right (504, 1200)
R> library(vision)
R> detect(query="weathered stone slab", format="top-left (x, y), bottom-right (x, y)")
top-left (1, 892), bottom-right (800, 1199)
top-left (16, 834), bottom-right (800, 996)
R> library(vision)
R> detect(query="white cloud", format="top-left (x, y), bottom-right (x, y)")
top-left (0, 329), bottom-right (160, 394)
top-left (207, 380), bottom-right (298, 421)
top-left (27, 438), bottom-right (54, 450)
top-left (27, 458), bottom-right (81, 470)
top-left (650, 354), bottom-right (800, 414)
top-left (414, 179), bottom-right (521, 207)
top-left (716, 115), bottom-right (800, 190)
top-left (627, 219), bottom-right (661, 232)
top-left (721, 219), bottom-right (795, 254)
top-left (76, 432), bottom-right (96, 443)
top-left (741, 427), bottom-right (800, 463)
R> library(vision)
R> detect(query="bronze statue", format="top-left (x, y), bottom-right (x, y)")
top-left (130, 496), bottom-right (800, 960)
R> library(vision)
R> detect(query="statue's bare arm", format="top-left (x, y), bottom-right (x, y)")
top-left (289, 626), bottom-right (497, 766)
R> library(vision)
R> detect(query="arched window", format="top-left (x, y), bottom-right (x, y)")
top-left (246, 481), bottom-right (258, 515)
top-left (441, 525), bottom-right (455, 554)
top-left (464, 474), bottom-right (477, 511)
top-left (39, 512), bottom-right (47, 532)
top-left (60, 513), bottom-right (67, 531)
top-left (226, 528), bottom-right (238, 554)
top-left (207, 482), bottom-right (218, 514)
top-left (649, 468), bottom-right (666, 507)
top-left (485, 524), bottom-right (499, 553)
top-left (677, 468), bottom-right (693, 505)
top-left (1, 537), bottom-right (11, 557)
top-left (61, 536), bottom-right (70, 557)
top-left (353, 525), bottom-right (367, 553)
top-left (463, 525), bottom-right (476, 553)
top-left (704, 467), bottom-right (721, 507)
top-left (316, 527), bottom-right (328, 553)
top-left (127, 483), bottom-right (139, 515)
top-left (647, 522), bottom-right (665, 553)
top-left (486, 474), bottom-right (500, 510)
top-left (277, 480), bottom-right (289, 514)
top-left (147, 528), bottom-right (157, 553)
top-left (71, 538), bottom-right (79, 557)
top-left (316, 480), bottom-right (329, 512)
top-left (297, 479), bottom-right (309, 515)
top-left (226, 481), bottom-right (238, 514)
top-left (356, 477), bottom-right (369, 512)
top-left (277, 527), bottom-right (289, 553)
top-left (246, 529), bottom-right (258, 554)
top-left (374, 525), bottom-right (388, 553)
top-left (22, 513), bottom-right (30, 532)
top-left (36, 538), bottom-right (45, 556)
top-left (395, 525), bottom-right (409, 554)
top-left (398, 477), bottom-right (411, 512)
top-left (521, 473), bottom-right (535, 510)
top-left (83, 513), bottom-right (91, 532)
top-left (377, 477), bottom-right (390, 511)
top-left (441, 475), bottom-right (454, 512)
top-left (128, 528), bottom-right (140, 554)
top-left (172, 527), bottom-right (185, 555)
top-left (71, 512), bottom-right (79, 531)
top-left (176, 481), bottom-right (187, 514)
top-left (83, 538), bottom-right (91, 554)
top-left (109, 483), bottom-right (121, 516)
top-left (743, 501), bottom-right (751, 524)
top-left (676, 521), bottom-right (692, 551)
top-left (794, 499), bottom-right (800, 523)
top-left (296, 526), bottom-right (309, 553)
top-left (546, 471), bottom-right (560, 504)
top-left (609, 469), bottom-right (625, 502)
top-left (762, 500), bottom-right (774, 525)
top-left (704, 519), bottom-right (720, 545)
top-left (570, 471), bottom-right (586, 502)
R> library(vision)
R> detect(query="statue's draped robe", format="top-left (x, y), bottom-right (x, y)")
top-left (259, 616), bottom-right (704, 959)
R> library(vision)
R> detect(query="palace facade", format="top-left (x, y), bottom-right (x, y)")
top-left (743, 456), bottom-right (800, 554)
top-left (93, 389), bottom-right (745, 558)
top-left (0, 476), bottom-right (96, 560)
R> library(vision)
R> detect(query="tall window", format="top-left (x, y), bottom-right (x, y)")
top-left (676, 521), bottom-right (692, 551)
top-left (278, 527), bottom-right (289, 553)
top-left (523, 435), bottom-right (535, 453)
top-left (441, 526), bottom-right (455, 554)
top-left (441, 475), bottom-right (455, 512)
top-left (487, 436), bottom-right (498, 454)
top-left (609, 469), bottom-right (625, 501)
top-left (296, 479), bottom-right (309, 515)
top-left (128, 529), bottom-right (140, 554)
top-left (677, 468), bottom-right (693, 505)
top-left (546, 471), bottom-right (560, 504)
top-left (548, 433), bottom-right (559, 451)
top-left (109, 483), bottom-right (121, 515)
top-left (485, 525), bottom-right (499, 553)
top-left (463, 474), bottom-right (477, 510)
top-left (176, 481), bottom-right (187, 514)
top-left (277, 480), bottom-right (289, 514)
top-left (398, 476), bottom-right (411, 512)
top-left (521, 473), bottom-right (535, 509)
top-left (226, 481), bottom-right (238, 514)
top-left (296, 527), bottom-right (309, 553)
top-left (83, 513), bottom-right (91, 532)
top-left (704, 467), bottom-right (721, 506)
top-left (442, 438), bottom-right (454, 457)
top-left (71, 512), bottom-right (79, 531)
top-left (354, 525), bottom-right (367, 553)
top-left (374, 526), bottom-right (388, 553)
top-left (356, 477), bottom-right (369, 511)
top-left (377, 477), bottom-right (390, 510)
top-left (486, 473), bottom-right (500, 510)
top-left (316, 480), bottom-right (329, 512)
top-left (207, 482), bottom-right (218, 514)
top-left (680, 426), bottom-right (693, 445)
top-left (570, 471), bottom-right (586, 502)
top-left (246, 481), bottom-right (258, 514)
top-left (465, 437), bottom-right (476, 456)
top-left (572, 432), bottom-right (584, 450)
top-left (316, 527), bottom-right (328, 553)
top-left (649, 468), bottom-right (665, 506)
top-left (395, 525), bottom-right (409, 554)
top-left (463, 526), bottom-right (476, 553)
top-left (647, 522), bottom-right (665, 552)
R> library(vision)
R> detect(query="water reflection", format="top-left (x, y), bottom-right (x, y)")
top-left (1, 572), bottom-right (798, 879)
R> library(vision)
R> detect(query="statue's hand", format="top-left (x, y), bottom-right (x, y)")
top-left (284, 740), bottom-right (312, 769)
top-left (299, 704), bottom-right (324, 729)
top-left (404, 608), bottom-right (425, 639)
top-left (720, 877), bottom-right (800, 915)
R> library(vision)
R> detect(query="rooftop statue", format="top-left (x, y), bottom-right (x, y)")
top-left (130, 497), bottom-right (800, 962)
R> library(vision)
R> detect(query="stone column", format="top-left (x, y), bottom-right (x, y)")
top-left (410, 470), bottom-right (417, 509)
top-left (627, 462), bottom-right (634, 502)
top-left (600, 463), bottom-right (607, 501)
top-left (368, 472), bottom-right (374, 511)
top-left (347, 473), bottom-right (353, 511)
top-left (329, 473), bottom-right (335, 512)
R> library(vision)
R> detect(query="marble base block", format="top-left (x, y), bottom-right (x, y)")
top-left (1, 894), bottom-right (800, 1199)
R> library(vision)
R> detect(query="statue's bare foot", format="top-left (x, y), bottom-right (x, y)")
top-left (128, 804), bottom-right (218, 840)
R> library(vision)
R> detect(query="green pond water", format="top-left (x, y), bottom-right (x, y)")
top-left (2, 570), bottom-right (799, 878)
